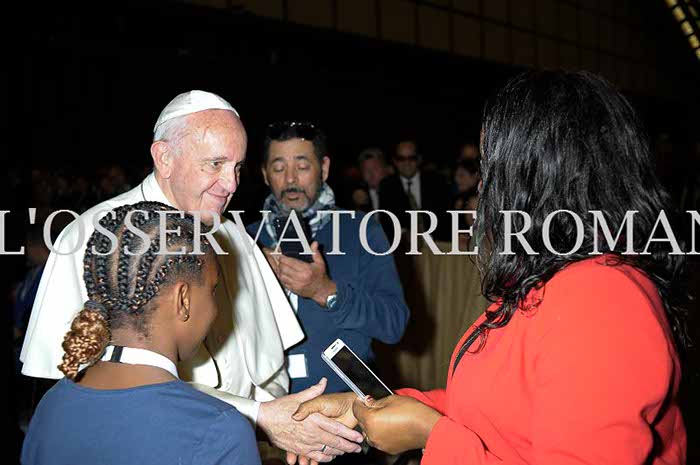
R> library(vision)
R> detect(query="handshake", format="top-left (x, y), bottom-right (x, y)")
top-left (258, 378), bottom-right (441, 465)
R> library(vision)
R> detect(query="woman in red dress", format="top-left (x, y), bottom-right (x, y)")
top-left (293, 71), bottom-right (689, 465)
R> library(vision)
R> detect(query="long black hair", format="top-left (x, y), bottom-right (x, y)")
top-left (474, 70), bottom-right (689, 354)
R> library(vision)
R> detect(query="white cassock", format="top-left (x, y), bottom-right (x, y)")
top-left (20, 173), bottom-right (304, 423)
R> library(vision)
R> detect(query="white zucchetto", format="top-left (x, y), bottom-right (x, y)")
top-left (153, 90), bottom-right (240, 132)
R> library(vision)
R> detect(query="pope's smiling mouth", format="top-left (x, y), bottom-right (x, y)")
top-left (205, 192), bottom-right (229, 212)
top-left (208, 192), bottom-right (228, 201)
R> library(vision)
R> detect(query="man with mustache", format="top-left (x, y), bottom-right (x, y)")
top-left (248, 121), bottom-right (410, 402)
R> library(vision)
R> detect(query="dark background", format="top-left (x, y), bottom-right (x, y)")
top-left (10, 1), bottom-right (700, 175)
top-left (5, 0), bottom-right (700, 462)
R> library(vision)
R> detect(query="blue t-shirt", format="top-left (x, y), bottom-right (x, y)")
top-left (22, 378), bottom-right (261, 465)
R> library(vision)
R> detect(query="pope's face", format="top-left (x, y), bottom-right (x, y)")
top-left (167, 111), bottom-right (247, 225)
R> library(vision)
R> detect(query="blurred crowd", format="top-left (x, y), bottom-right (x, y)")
top-left (11, 130), bottom-right (700, 372)
top-left (26, 164), bottom-right (151, 219)
top-left (9, 164), bottom-right (150, 373)
top-left (9, 140), bottom-right (484, 379)
top-left (338, 140), bottom-right (481, 242)
top-left (9, 130), bottom-right (700, 437)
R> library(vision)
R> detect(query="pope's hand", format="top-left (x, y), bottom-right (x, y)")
top-left (257, 378), bottom-right (364, 463)
top-left (284, 391), bottom-right (360, 465)
top-left (352, 395), bottom-right (443, 456)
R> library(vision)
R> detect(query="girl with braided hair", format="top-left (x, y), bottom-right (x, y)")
top-left (22, 201), bottom-right (261, 465)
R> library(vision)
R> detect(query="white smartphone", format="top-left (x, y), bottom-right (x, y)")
top-left (322, 338), bottom-right (393, 400)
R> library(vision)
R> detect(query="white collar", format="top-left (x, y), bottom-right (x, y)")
top-left (100, 345), bottom-right (179, 379)
top-left (140, 172), bottom-right (174, 205)
top-left (400, 172), bottom-right (420, 186)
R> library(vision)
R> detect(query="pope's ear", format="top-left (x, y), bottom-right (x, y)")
top-left (151, 141), bottom-right (173, 179)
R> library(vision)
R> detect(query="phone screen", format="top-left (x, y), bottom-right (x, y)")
top-left (330, 346), bottom-right (392, 400)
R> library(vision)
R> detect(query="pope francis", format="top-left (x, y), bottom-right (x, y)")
top-left (20, 90), bottom-right (363, 463)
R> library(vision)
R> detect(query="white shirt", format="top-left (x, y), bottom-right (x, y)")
top-left (20, 173), bottom-right (304, 424)
top-left (400, 172), bottom-right (422, 209)
top-left (368, 187), bottom-right (380, 210)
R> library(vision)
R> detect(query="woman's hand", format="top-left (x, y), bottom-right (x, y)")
top-left (352, 395), bottom-right (442, 455)
top-left (292, 391), bottom-right (360, 430)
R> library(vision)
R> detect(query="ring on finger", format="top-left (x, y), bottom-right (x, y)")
top-left (320, 445), bottom-right (327, 453)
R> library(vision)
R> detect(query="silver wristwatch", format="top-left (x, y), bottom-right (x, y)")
top-left (324, 293), bottom-right (338, 309)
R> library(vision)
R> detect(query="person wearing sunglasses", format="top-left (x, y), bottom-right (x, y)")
top-left (378, 140), bottom-right (450, 241)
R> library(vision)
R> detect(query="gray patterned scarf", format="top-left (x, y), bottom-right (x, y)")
top-left (263, 182), bottom-right (336, 244)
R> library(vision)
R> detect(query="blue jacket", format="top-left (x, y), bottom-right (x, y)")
top-left (247, 211), bottom-right (409, 393)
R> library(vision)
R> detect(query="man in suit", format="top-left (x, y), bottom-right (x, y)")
top-left (20, 91), bottom-right (363, 464)
top-left (350, 147), bottom-right (390, 212)
top-left (378, 140), bottom-right (450, 241)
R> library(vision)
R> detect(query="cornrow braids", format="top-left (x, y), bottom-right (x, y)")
top-left (87, 207), bottom-right (132, 305)
top-left (131, 236), bottom-right (160, 307)
top-left (137, 254), bottom-right (204, 310)
top-left (116, 227), bottom-right (136, 303)
top-left (115, 209), bottom-right (154, 312)
top-left (58, 201), bottom-right (214, 378)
